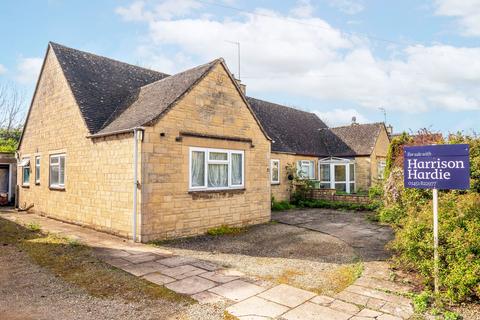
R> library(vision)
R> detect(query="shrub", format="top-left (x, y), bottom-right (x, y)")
top-left (377, 204), bottom-right (406, 224)
top-left (272, 200), bottom-right (295, 211)
top-left (297, 199), bottom-right (378, 211)
top-left (391, 192), bottom-right (480, 303)
top-left (413, 290), bottom-right (432, 313)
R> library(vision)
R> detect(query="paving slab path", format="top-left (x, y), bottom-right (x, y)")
top-left (1, 209), bottom-right (414, 319)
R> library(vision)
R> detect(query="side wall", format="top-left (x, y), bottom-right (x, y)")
top-left (141, 63), bottom-right (271, 241)
top-left (17, 49), bottom-right (138, 238)
top-left (270, 152), bottom-right (318, 201)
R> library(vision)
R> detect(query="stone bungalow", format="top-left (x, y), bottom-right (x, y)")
top-left (17, 42), bottom-right (389, 241)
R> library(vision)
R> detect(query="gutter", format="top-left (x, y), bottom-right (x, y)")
top-left (87, 127), bottom-right (145, 139)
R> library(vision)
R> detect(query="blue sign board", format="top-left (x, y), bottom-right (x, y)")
top-left (404, 144), bottom-right (470, 190)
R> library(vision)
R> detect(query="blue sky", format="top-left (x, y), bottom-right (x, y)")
top-left (1, 0), bottom-right (479, 134)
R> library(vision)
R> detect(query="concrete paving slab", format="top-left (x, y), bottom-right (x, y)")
top-left (227, 296), bottom-right (289, 319)
top-left (160, 265), bottom-right (206, 280)
top-left (142, 272), bottom-right (176, 285)
top-left (310, 295), bottom-right (335, 306)
top-left (257, 284), bottom-right (316, 308)
top-left (209, 280), bottom-right (266, 302)
top-left (165, 276), bottom-right (216, 295)
top-left (330, 299), bottom-right (361, 315)
top-left (357, 308), bottom-right (383, 317)
top-left (122, 253), bottom-right (161, 264)
top-left (282, 302), bottom-right (352, 320)
top-left (103, 257), bottom-right (132, 268)
top-left (199, 270), bottom-right (240, 283)
top-left (380, 301), bottom-right (414, 319)
top-left (158, 256), bottom-right (199, 267)
top-left (377, 314), bottom-right (403, 320)
top-left (191, 291), bottom-right (227, 304)
top-left (190, 260), bottom-right (221, 271)
top-left (335, 290), bottom-right (370, 306)
top-left (119, 261), bottom-right (170, 276)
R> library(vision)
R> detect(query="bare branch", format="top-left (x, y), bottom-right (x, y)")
top-left (0, 82), bottom-right (26, 132)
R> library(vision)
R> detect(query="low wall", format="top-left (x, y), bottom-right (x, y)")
top-left (310, 189), bottom-right (371, 204)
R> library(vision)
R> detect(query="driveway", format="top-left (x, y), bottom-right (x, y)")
top-left (272, 208), bottom-right (394, 261)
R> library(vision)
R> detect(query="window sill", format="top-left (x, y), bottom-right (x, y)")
top-left (189, 188), bottom-right (245, 199)
top-left (49, 186), bottom-right (66, 191)
top-left (21, 184), bottom-right (30, 188)
top-left (271, 182), bottom-right (280, 185)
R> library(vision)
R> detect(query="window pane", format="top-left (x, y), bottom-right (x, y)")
top-left (350, 183), bottom-right (355, 193)
top-left (50, 157), bottom-right (59, 165)
top-left (320, 183), bottom-right (330, 189)
top-left (349, 163), bottom-right (355, 181)
top-left (271, 160), bottom-right (279, 182)
top-left (209, 152), bottom-right (228, 161)
top-left (320, 164), bottom-right (330, 181)
top-left (231, 153), bottom-right (243, 185)
top-left (191, 151), bottom-right (205, 187)
top-left (208, 164), bottom-right (228, 188)
top-left (35, 157), bottom-right (40, 182)
top-left (23, 167), bottom-right (30, 184)
top-left (334, 165), bottom-right (346, 181)
top-left (335, 183), bottom-right (346, 192)
top-left (50, 164), bottom-right (59, 186)
top-left (59, 156), bottom-right (65, 185)
top-left (309, 161), bottom-right (315, 179)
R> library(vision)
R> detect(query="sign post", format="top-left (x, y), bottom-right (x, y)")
top-left (404, 144), bottom-right (470, 295)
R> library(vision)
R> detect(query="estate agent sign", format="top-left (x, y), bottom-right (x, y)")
top-left (404, 144), bottom-right (470, 294)
top-left (404, 144), bottom-right (470, 190)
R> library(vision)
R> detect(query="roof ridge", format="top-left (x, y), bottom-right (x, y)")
top-left (246, 96), bottom-right (318, 115)
top-left (49, 41), bottom-right (168, 76)
top-left (331, 122), bottom-right (384, 129)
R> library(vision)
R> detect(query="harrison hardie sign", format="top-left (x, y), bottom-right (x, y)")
top-left (404, 144), bottom-right (470, 190)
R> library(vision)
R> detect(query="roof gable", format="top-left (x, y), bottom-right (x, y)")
top-left (50, 42), bottom-right (168, 133)
top-left (247, 97), bottom-right (329, 156)
top-left (96, 59), bottom-right (220, 135)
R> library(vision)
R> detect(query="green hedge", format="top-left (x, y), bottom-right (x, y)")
top-left (271, 198), bottom-right (378, 212)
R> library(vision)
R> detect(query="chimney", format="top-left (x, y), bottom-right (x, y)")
top-left (386, 124), bottom-right (393, 135)
top-left (235, 78), bottom-right (246, 95)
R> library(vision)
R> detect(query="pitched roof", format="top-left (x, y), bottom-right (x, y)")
top-left (50, 42), bottom-right (168, 133)
top-left (96, 59), bottom-right (220, 135)
top-left (319, 123), bottom-right (386, 156)
top-left (247, 97), bottom-right (329, 156)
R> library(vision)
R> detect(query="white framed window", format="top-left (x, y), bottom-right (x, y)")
top-left (378, 160), bottom-right (386, 179)
top-left (319, 157), bottom-right (356, 193)
top-left (189, 147), bottom-right (244, 190)
top-left (49, 154), bottom-right (66, 189)
top-left (271, 159), bottom-right (280, 184)
top-left (35, 156), bottom-right (40, 184)
top-left (21, 158), bottom-right (30, 186)
top-left (297, 160), bottom-right (315, 179)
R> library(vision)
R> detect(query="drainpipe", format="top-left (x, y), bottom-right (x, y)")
top-left (132, 128), bottom-right (139, 242)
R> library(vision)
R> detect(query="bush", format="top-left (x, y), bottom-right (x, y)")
top-left (271, 200), bottom-right (295, 211)
top-left (297, 199), bottom-right (379, 211)
top-left (377, 204), bottom-right (406, 224)
top-left (391, 192), bottom-right (480, 303)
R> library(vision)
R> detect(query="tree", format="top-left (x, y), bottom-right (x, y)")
top-left (0, 82), bottom-right (25, 132)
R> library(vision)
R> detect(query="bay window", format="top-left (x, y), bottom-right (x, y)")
top-left (50, 154), bottom-right (65, 189)
top-left (319, 157), bottom-right (356, 193)
top-left (190, 147), bottom-right (244, 190)
top-left (271, 159), bottom-right (280, 184)
top-left (296, 160), bottom-right (315, 179)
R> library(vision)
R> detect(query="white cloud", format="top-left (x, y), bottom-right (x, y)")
top-left (0, 64), bottom-right (6, 75)
top-left (116, 0), bottom-right (202, 22)
top-left (328, 0), bottom-right (364, 15)
top-left (16, 57), bottom-right (42, 84)
top-left (435, 0), bottom-right (480, 36)
top-left (291, 0), bottom-right (314, 18)
top-left (116, 1), bottom-right (480, 114)
top-left (314, 108), bottom-right (368, 127)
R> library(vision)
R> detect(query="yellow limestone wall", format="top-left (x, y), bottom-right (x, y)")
top-left (17, 48), bottom-right (139, 238)
top-left (140, 63), bottom-right (271, 241)
top-left (270, 152), bottom-right (318, 202)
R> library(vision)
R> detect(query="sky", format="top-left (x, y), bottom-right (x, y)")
top-left (0, 0), bottom-right (479, 134)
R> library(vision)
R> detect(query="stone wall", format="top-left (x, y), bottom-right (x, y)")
top-left (310, 189), bottom-right (371, 204)
top-left (17, 48), bottom-right (138, 239)
top-left (270, 152), bottom-right (318, 202)
top-left (140, 63), bottom-right (271, 241)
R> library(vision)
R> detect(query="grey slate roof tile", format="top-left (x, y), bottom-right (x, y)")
top-left (247, 97), bottom-right (329, 156)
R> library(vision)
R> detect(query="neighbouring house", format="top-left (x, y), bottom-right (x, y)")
top-left (0, 152), bottom-right (16, 205)
top-left (248, 98), bottom-right (390, 201)
top-left (17, 42), bottom-right (390, 241)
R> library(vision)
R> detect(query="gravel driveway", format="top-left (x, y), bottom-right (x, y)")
top-left (157, 221), bottom-right (361, 294)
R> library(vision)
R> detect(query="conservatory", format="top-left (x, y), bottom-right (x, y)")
top-left (318, 157), bottom-right (356, 193)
